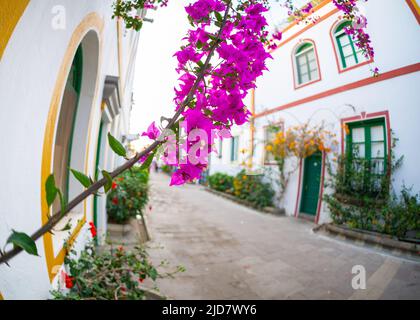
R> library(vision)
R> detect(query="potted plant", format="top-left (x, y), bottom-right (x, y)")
top-left (106, 167), bottom-right (149, 240)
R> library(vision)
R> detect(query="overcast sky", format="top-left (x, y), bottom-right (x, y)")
top-left (129, 0), bottom-right (309, 147)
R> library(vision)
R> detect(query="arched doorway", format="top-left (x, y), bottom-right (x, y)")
top-left (52, 46), bottom-right (83, 209)
top-left (50, 30), bottom-right (100, 256)
top-left (41, 14), bottom-right (103, 281)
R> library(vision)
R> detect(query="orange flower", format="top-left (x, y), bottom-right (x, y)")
top-left (288, 141), bottom-right (296, 150)
top-left (342, 124), bottom-right (350, 136)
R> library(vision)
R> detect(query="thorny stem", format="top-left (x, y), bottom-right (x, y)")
top-left (0, 2), bottom-right (232, 266)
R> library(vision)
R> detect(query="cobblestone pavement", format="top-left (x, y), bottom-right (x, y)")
top-left (146, 173), bottom-right (420, 300)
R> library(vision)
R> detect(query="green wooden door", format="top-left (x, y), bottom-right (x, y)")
top-left (300, 153), bottom-right (322, 216)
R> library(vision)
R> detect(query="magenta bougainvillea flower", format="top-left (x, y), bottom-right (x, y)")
top-left (185, 0), bottom-right (225, 21)
top-left (302, 2), bottom-right (313, 14)
top-left (141, 121), bottom-right (160, 140)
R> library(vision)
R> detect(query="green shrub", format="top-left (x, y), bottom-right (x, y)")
top-left (325, 187), bottom-right (420, 239)
top-left (324, 136), bottom-right (419, 239)
top-left (209, 171), bottom-right (275, 208)
top-left (380, 187), bottom-right (420, 238)
top-left (233, 170), bottom-right (274, 208)
top-left (107, 166), bottom-right (149, 224)
top-left (161, 164), bottom-right (173, 174)
top-left (51, 243), bottom-right (185, 300)
top-left (208, 172), bottom-right (234, 192)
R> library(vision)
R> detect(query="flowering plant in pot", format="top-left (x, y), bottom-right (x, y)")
top-left (107, 167), bottom-right (149, 225)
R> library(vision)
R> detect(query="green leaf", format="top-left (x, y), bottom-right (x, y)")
top-left (149, 267), bottom-right (158, 281)
top-left (46, 174), bottom-right (58, 207)
top-left (139, 152), bottom-right (155, 171)
top-left (102, 170), bottom-right (113, 193)
top-left (70, 169), bottom-right (92, 188)
top-left (7, 230), bottom-right (39, 256)
top-left (207, 34), bottom-right (218, 41)
top-left (57, 220), bottom-right (72, 232)
top-left (215, 11), bottom-right (223, 22)
top-left (107, 133), bottom-right (127, 157)
top-left (57, 189), bottom-right (66, 217)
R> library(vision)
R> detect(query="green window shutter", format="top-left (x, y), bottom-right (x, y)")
top-left (65, 45), bottom-right (83, 201)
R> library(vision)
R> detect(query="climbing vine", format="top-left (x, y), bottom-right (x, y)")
top-left (265, 122), bottom-right (338, 203)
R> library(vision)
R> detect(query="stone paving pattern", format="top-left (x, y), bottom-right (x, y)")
top-left (146, 173), bottom-right (420, 300)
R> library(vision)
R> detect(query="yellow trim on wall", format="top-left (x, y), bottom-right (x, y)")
top-left (0, 292), bottom-right (3, 300)
top-left (406, 0), bottom-right (420, 23)
top-left (409, 0), bottom-right (420, 13)
top-left (41, 12), bottom-right (103, 282)
top-left (0, 0), bottom-right (29, 61)
top-left (116, 18), bottom-right (125, 100)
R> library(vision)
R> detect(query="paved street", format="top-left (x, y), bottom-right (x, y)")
top-left (146, 173), bottom-right (420, 300)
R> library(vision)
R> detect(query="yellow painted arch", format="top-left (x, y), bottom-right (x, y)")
top-left (41, 12), bottom-right (104, 282)
top-left (0, 0), bottom-right (29, 61)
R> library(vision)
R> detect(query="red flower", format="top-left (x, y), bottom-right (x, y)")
top-left (112, 197), bottom-right (119, 205)
top-left (112, 181), bottom-right (118, 190)
top-left (89, 221), bottom-right (97, 238)
top-left (64, 273), bottom-right (75, 289)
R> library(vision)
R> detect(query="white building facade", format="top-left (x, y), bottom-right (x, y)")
top-left (210, 0), bottom-right (420, 223)
top-left (0, 0), bottom-right (143, 299)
